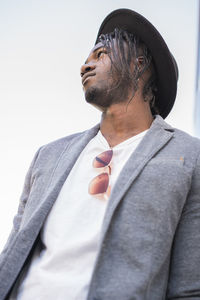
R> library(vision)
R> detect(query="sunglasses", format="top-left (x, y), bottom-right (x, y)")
top-left (88, 149), bottom-right (113, 199)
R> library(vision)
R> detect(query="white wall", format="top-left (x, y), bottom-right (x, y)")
top-left (0, 0), bottom-right (199, 251)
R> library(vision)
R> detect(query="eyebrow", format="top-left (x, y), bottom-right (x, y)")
top-left (84, 45), bottom-right (105, 64)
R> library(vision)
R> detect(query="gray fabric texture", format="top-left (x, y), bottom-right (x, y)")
top-left (0, 115), bottom-right (200, 300)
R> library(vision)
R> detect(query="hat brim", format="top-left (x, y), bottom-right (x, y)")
top-left (95, 9), bottom-right (178, 119)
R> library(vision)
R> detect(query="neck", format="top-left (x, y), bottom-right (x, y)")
top-left (100, 98), bottom-right (153, 148)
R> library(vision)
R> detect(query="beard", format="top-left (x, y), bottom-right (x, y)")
top-left (84, 75), bottom-right (132, 110)
top-left (85, 86), bottom-right (113, 109)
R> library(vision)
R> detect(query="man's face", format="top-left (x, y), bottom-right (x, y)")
top-left (80, 41), bottom-right (130, 111)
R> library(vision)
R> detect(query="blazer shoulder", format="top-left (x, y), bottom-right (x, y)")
top-left (168, 127), bottom-right (200, 168)
top-left (42, 126), bottom-right (96, 151)
top-left (156, 115), bottom-right (200, 146)
top-left (41, 130), bottom-right (86, 151)
top-left (173, 127), bottom-right (200, 150)
top-left (155, 116), bottom-right (200, 163)
top-left (33, 124), bottom-right (100, 165)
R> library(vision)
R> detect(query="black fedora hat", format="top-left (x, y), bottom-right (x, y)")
top-left (95, 9), bottom-right (178, 119)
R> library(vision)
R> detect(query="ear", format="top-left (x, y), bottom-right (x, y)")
top-left (136, 56), bottom-right (145, 70)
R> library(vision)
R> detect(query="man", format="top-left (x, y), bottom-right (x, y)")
top-left (0, 8), bottom-right (200, 300)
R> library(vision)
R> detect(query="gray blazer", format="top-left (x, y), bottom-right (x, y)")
top-left (1, 115), bottom-right (200, 300)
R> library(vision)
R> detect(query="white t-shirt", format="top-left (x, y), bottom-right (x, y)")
top-left (14, 129), bottom-right (147, 300)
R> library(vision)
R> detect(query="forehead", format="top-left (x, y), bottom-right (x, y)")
top-left (89, 42), bottom-right (104, 55)
top-left (84, 39), bottom-right (129, 64)
top-left (84, 42), bottom-right (105, 64)
top-left (89, 39), bottom-right (129, 54)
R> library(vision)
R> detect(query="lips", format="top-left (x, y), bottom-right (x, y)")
top-left (82, 73), bottom-right (95, 85)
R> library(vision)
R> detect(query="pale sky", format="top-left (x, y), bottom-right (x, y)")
top-left (0, 0), bottom-right (199, 250)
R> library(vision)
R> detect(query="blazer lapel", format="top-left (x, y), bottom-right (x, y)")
top-left (100, 115), bottom-right (175, 242)
top-left (24, 124), bottom-right (101, 236)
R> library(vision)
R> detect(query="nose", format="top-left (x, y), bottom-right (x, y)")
top-left (80, 62), bottom-right (95, 77)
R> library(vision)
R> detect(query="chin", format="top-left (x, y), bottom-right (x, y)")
top-left (85, 86), bottom-right (110, 108)
top-left (84, 79), bottom-right (131, 110)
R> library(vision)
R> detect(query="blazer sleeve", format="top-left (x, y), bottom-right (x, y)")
top-left (0, 147), bottom-right (41, 260)
top-left (166, 151), bottom-right (200, 299)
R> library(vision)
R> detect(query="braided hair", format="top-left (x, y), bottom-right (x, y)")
top-left (98, 28), bottom-right (159, 114)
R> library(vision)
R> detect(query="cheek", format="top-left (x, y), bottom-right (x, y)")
top-left (96, 69), bottom-right (113, 86)
top-left (105, 66), bottom-right (118, 83)
top-left (99, 57), bottom-right (112, 74)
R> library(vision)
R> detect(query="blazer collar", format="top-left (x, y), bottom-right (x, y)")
top-left (99, 115), bottom-right (175, 242)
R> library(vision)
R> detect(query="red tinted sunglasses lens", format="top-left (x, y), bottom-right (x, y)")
top-left (93, 150), bottom-right (113, 168)
top-left (89, 173), bottom-right (109, 195)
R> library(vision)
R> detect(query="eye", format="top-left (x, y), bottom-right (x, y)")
top-left (97, 51), bottom-right (104, 58)
top-left (97, 49), bottom-right (107, 59)
top-left (97, 51), bottom-right (103, 58)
